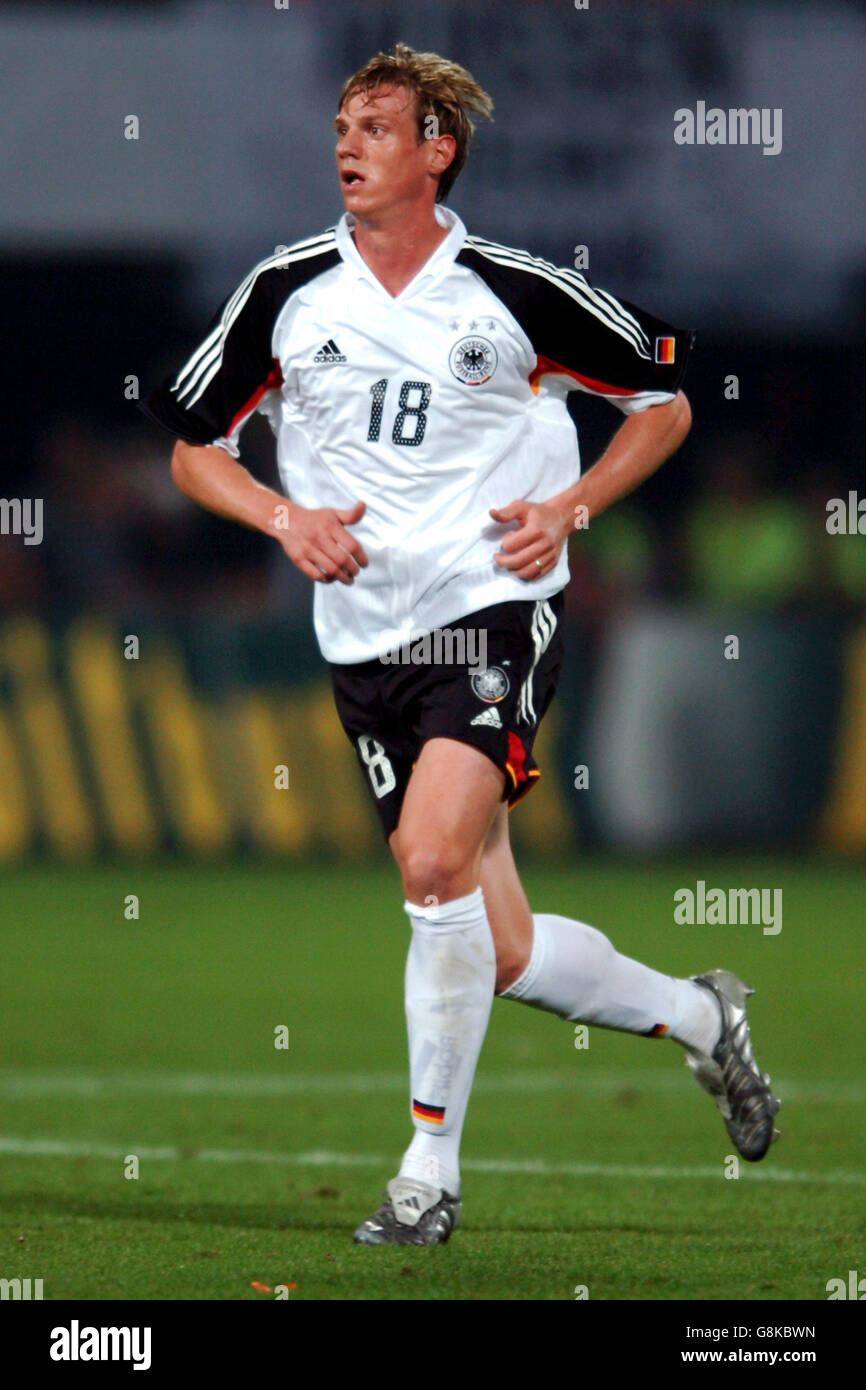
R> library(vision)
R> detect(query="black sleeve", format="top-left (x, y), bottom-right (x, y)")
top-left (458, 240), bottom-right (694, 412)
top-left (140, 261), bottom-right (285, 452)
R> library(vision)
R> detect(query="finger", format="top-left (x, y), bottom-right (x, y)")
top-left (499, 525), bottom-right (545, 554)
top-left (516, 557), bottom-right (553, 581)
top-left (496, 527), bottom-right (546, 559)
top-left (294, 554), bottom-right (326, 583)
top-left (334, 528), bottom-right (369, 567)
top-left (314, 535), bottom-right (359, 580)
top-left (489, 501), bottom-right (527, 525)
top-left (328, 542), bottom-right (361, 578)
top-left (335, 500), bottom-right (366, 525)
top-left (494, 541), bottom-right (549, 572)
top-left (310, 548), bottom-right (348, 584)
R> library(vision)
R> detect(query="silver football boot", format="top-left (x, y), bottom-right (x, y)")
top-left (687, 969), bottom-right (781, 1161)
top-left (352, 1176), bottom-right (462, 1246)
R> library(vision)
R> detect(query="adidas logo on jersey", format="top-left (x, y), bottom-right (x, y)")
top-left (313, 338), bottom-right (347, 363)
top-left (470, 707), bottom-right (503, 729)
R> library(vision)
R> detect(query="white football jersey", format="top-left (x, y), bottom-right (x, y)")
top-left (145, 206), bottom-right (691, 663)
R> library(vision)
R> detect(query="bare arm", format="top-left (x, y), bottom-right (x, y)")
top-left (171, 441), bottom-right (286, 531)
top-left (170, 440), bottom-right (368, 584)
top-left (491, 390), bottom-right (692, 579)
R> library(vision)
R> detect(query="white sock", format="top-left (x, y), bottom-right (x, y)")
top-left (498, 912), bottom-right (720, 1054)
top-left (397, 888), bottom-right (496, 1198)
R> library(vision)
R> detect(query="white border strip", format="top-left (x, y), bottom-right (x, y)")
top-left (0, 1069), bottom-right (860, 1103)
top-left (0, 1135), bottom-right (861, 1187)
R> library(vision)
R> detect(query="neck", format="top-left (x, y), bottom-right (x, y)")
top-left (350, 203), bottom-right (449, 297)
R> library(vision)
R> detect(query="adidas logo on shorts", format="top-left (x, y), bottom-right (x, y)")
top-left (470, 707), bottom-right (503, 729)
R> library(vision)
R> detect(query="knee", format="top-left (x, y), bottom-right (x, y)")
top-left (494, 950), bottom-right (528, 995)
top-left (397, 838), bottom-right (474, 906)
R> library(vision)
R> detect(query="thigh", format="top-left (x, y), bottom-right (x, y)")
top-left (390, 736), bottom-right (506, 901)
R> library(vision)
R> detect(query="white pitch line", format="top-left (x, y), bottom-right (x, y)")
top-left (0, 1069), bottom-right (863, 1104)
top-left (0, 1136), bottom-right (863, 1187)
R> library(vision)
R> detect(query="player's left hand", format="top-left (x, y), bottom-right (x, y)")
top-left (490, 498), bottom-right (570, 580)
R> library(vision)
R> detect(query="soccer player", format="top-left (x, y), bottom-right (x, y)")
top-left (144, 43), bottom-right (780, 1246)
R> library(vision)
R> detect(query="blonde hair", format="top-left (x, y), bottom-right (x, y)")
top-left (338, 41), bottom-right (493, 202)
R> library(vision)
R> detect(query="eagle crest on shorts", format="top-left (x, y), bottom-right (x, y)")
top-left (471, 666), bottom-right (510, 703)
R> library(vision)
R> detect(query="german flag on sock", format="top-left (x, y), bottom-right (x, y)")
top-left (413, 1099), bottom-right (445, 1125)
top-left (645, 1022), bottom-right (669, 1037)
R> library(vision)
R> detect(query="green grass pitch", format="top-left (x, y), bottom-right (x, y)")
top-left (0, 858), bottom-right (862, 1301)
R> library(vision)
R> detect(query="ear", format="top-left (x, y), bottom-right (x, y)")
top-left (428, 132), bottom-right (456, 177)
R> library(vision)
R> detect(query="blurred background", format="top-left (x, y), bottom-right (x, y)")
top-left (1, 0), bottom-right (865, 862)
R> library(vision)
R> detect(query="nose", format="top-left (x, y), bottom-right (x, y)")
top-left (336, 126), bottom-right (361, 160)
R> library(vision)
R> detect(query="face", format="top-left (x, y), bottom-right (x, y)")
top-left (334, 84), bottom-right (452, 222)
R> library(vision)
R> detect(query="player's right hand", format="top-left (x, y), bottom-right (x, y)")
top-left (271, 499), bottom-right (369, 584)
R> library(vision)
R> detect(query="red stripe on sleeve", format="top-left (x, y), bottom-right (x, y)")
top-left (529, 353), bottom-right (637, 397)
top-left (224, 358), bottom-right (284, 438)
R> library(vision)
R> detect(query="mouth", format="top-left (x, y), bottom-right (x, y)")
top-left (341, 170), bottom-right (365, 188)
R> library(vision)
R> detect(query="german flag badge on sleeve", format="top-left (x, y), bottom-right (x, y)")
top-left (654, 336), bottom-right (676, 364)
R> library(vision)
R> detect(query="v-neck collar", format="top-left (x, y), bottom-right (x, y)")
top-left (334, 204), bottom-right (467, 303)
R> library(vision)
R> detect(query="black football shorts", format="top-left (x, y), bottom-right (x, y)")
top-left (330, 592), bottom-right (565, 839)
